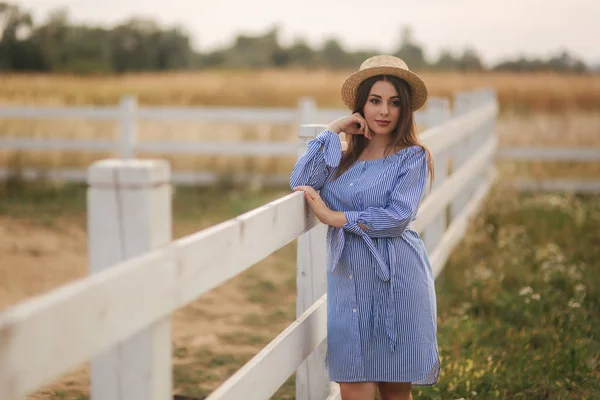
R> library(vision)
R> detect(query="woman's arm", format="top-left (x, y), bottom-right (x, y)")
top-left (342, 147), bottom-right (427, 238)
top-left (289, 129), bottom-right (342, 191)
top-left (290, 113), bottom-right (372, 191)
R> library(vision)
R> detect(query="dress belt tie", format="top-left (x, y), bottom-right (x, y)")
top-left (329, 225), bottom-right (413, 352)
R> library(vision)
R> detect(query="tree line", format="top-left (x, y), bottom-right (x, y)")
top-left (0, 2), bottom-right (590, 74)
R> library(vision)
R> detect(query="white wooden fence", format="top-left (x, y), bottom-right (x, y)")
top-left (1, 88), bottom-right (498, 400)
top-left (1, 95), bottom-right (598, 192)
top-left (0, 96), bottom-right (430, 186)
top-left (496, 147), bottom-right (600, 193)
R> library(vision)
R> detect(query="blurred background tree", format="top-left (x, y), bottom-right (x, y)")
top-left (393, 26), bottom-right (427, 70)
top-left (0, 2), bottom-right (591, 74)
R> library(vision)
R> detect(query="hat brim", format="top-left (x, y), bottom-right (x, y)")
top-left (341, 66), bottom-right (428, 111)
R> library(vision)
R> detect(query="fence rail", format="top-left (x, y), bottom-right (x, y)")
top-left (0, 96), bottom-right (432, 187)
top-left (497, 147), bottom-right (600, 161)
top-left (494, 147), bottom-right (600, 193)
top-left (1, 96), bottom-right (598, 192)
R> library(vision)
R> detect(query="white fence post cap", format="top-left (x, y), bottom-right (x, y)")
top-left (87, 159), bottom-right (170, 186)
top-left (299, 124), bottom-right (328, 139)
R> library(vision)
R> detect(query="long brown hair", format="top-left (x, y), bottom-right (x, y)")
top-left (332, 75), bottom-right (434, 190)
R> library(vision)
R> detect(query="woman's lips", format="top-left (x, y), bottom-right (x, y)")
top-left (375, 120), bottom-right (390, 126)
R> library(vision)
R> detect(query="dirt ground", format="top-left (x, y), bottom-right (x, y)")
top-left (0, 215), bottom-right (89, 398)
top-left (0, 216), bottom-right (88, 311)
top-left (0, 203), bottom-right (297, 399)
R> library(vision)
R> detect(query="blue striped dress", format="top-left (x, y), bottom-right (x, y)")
top-left (290, 129), bottom-right (440, 385)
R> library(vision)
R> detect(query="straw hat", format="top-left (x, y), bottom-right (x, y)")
top-left (341, 55), bottom-right (428, 111)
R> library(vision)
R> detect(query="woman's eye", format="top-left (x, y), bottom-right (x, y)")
top-left (370, 99), bottom-right (379, 104)
top-left (391, 101), bottom-right (400, 107)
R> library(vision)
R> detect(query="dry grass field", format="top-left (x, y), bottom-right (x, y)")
top-left (0, 69), bottom-right (599, 180)
top-left (0, 69), bottom-right (599, 111)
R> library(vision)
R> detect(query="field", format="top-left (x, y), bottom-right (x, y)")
top-left (0, 70), bottom-right (599, 399)
top-left (0, 70), bottom-right (599, 112)
top-left (1, 70), bottom-right (599, 181)
top-left (1, 182), bottom-right (598, 399)
top-left (0, 182), bottom-right (297, 399)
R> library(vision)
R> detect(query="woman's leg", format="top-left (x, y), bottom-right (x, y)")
top-left (377, 382), bottom-right (413, 400)
top-left (338, 382), bottom-right (378, 400)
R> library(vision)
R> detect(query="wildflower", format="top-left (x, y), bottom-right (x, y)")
top-left (567, 300), bottom-right (581, 308)
top-left (519, 286), bottom-right (533, 296)
top-left (574, 284), bottom-right (586, 292)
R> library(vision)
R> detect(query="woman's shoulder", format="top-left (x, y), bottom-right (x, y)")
top-left (388, 146), bottom-right (426, 177)
top-left (394, 144), bottom-right (426, 162)
top-left (396, 144), bottom-right (424, 154)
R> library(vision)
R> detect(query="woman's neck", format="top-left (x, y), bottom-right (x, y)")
top-left (356, 135), bottom-right (395, 161)
top-left (364, 134), bottom-right (392, 152)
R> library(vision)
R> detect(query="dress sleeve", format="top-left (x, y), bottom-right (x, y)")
top-left (343, 146), bottom-right (428, 238)
top-left (289, 129), bottom-right (342, 190)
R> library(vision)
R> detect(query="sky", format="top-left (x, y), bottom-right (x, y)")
top-left (15, 0), bottom-right (600, 67)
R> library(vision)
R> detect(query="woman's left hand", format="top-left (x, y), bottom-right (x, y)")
top-left (293, 186), bottom-right (334, 225)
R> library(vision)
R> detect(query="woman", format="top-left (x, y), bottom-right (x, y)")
top-left (290, 55), bottom-right (440, 400)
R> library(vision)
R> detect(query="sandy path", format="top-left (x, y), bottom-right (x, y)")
top-left (0, 215), bottom-right (295, 399)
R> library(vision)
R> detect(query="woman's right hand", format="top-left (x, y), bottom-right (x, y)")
top-left (327, 112), bottom-right (372, 139)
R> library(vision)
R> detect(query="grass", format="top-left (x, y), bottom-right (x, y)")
top-left (51, 391), bottom-right (87, 400)
top-left (417, 187), bottom-right (600, 399)
top-left (497, 160), bottom-right (600, 180)
top-left (1, 70), bottom-right (598, 113)
top-left (0, 175), bottom-right (290, 230)
top-left (0, 177), bottom-right (87, 216)
top-left (496, 110), bottom-right (600, 148)
top-left (2, 180), bottom-right (598, 399)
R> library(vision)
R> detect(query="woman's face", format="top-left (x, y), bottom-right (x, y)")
top-left (363, 80), bottom-right (401, 137)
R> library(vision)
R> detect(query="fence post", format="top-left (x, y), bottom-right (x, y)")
top-left (482, 87), bottom-right (498, 147)
top-left (423, 98), bottom-right (450, 254)
top-left (298, 97), bottom-right (317, 127)
top-left (449, 91), bottom-right (478, 221)
top-left (421, 96), bottom-right (447, 130)
top-left (468, 89), bottom-right (492, 202)
top-left (483, 87), bottom-right (499, 181)
top-left (87, 159), bottom-right (172, 400)
top-left (119, 96), bottom-right (138, 159)
top-left (295, 123), bottom-right (330, 400)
